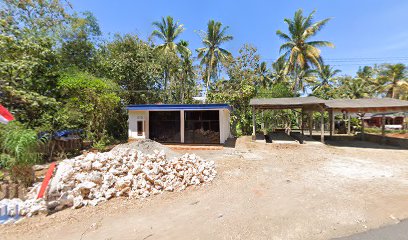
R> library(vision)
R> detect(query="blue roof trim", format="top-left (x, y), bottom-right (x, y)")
top-left (127, 104), bottom-right (232, 111)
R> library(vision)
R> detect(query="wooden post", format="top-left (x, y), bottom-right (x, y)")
top-left (381, 114), bottom-right (386, 144)
top-left (261, 110), bottom-right (265, 135)
top-left (320, 110), bottom-right (325, 143)
top-left (252, 106), bottom-right (256, 140)
top-left (347, 112), bottom-right (351, 135)
top-left (360, 113), bottom-right (365, 141)
top-left (308, 111), bottom-right (313, 137)
top-left (301, 109), bottom-right (304, 136)
top-left (329, 109), bottom-right (334, 137)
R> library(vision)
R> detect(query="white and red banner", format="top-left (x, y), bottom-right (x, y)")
top-left (0, 104), bottom-right (14, 124)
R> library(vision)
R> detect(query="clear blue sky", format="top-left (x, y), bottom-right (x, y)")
top-left (70, 0), bottom-right (408, 75)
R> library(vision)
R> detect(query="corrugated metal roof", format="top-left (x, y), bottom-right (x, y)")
top-left (127, 104), bottom-right (232, 111)
top-left (250, 97), bottom-right (326, 106)
top-left (325, 98), bottom-right (408, 109)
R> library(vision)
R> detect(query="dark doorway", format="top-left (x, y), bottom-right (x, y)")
top-left (184, 110), bottom-right (220, 144)
top-left (149, 111), bottom-right (180, 143)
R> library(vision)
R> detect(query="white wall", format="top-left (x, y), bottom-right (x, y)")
top-left (219, 109), bottom-right (231, 143)
top-left (128, 110), bottom-right (149, 139)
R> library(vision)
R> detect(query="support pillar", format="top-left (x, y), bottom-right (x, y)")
top-left (320, 110), bottom-right (325, 143)
top-left (381, 114), bottom-right (386, 144)
top-left (301, 109), bottom-right (304, 136)
top-left (329, 109), bottom-right (334, 137)
top-left (180, 110), bottom-right (185, 143)
top-left (261, 110), bottom-right (265, 135)
top-left (308, 111), bottom-right (313, 137)
top-left (252, 106), bottom-right (256, 140)
top-left (360, 113), bottom-right (365, 141)
top-left (347, 113), bottom-right (351, 135)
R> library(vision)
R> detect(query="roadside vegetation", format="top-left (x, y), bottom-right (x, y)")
top-left (0, 0), bottom-right (407, 178)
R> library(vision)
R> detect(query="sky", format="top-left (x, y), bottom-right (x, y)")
top-left (69, 0), bottom-right (408, 76)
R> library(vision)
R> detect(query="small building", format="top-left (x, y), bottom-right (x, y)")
top-left (127, 104), bottom-right (231, 144)
top-left (364, 112), bottom-right (406, 129)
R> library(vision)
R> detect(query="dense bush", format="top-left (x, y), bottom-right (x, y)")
top-left (0, 122), bottom-right (43, 185)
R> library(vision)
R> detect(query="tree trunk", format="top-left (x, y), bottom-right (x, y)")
top-left (293, 65), bottom-right (299, 96)
top-left (181, 71), bottom-right (185, 103)
top-left (205, 63), bottom-right (211, 103)
top-left (164, 68), bottom-right (169, 102)
top-left (392, 84), bottom-right (396, 99)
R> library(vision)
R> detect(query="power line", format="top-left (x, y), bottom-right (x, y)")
top-left (262, 57), bottom-right (408, 63)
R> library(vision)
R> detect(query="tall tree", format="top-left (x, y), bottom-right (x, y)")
top-left (60, 11), bottom-right (102, 70)
top-left (337, 76), bottom-right (375, 99)
top-left (378, 63), bottom-right (407, 99)
top-left (276, 9), bottom-right (334, 94)
top-left (196, 20), bottom-right (233, 98)
top-left (271, 58), bottom-right (289, 84)
top-left (96, 34), bottom-right (164, 104)
top-left (151, 16), bottom-right (189, 93)
top-left (208, 44), bottom-right (260, 135)
top-left (177, 40), bottom-right (195, 103)
top-left (258, 62), bottom-right (272, 88)
top-left (313, 64), bottom-right (341, 91)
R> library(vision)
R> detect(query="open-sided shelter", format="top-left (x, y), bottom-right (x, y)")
top-left (250, 97), bottom-right (408, 143)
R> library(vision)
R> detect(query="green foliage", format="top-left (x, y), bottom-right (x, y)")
top-left (209, 44), bottom-right (259, 135)
top-left (94, 34), bottom-right (165, 104)
top-left (276, 9), bottom-right (334, 94)
top-left (60, 11), bottom-right (102, 70)
top-left (0, 121), bottom-right (42, 168)
top-left (58, 70), bottom-right (122, 142)
top-left (197, 20), bottom-right (233, 94)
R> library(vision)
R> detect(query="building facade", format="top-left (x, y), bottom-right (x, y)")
top-left (127, 104), bottom-right (231, 144)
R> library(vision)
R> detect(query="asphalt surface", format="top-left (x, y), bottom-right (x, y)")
top-left (334, 220), bottom-right (408, 240)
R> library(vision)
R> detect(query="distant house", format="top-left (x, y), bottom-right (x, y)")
top-left (127, 104), bottom-right (231, 144)
top-left (364, 112), bottom-right (406, 129)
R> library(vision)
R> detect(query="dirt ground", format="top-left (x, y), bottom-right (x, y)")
top-left (386, 133), bottom-right (408, 139)
top-left (1, 137), bottom-right (408, 240)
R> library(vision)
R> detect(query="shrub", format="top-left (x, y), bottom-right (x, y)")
top-left (0, 122), bottom-right (42, 185)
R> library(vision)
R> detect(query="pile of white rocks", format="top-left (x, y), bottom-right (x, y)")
top-left (0, 183), bottom-right (46, 224)
top-left (46, 148), bottom-right (216, 210)
top-left (0, 147), bottom-right (216, 223)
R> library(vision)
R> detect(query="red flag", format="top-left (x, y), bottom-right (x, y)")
top-left (0, 104), bottom-right (14, 124)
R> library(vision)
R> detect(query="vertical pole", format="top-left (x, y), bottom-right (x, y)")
top-left (381, 114), bottom-right (386, 144)
top-left (261, 110), bottom-right (265, 135)
top-left (301, 109), bottom-right (304, 136)
top-left (252, 106), bottom-right (256, 140)
top-left (347, 112), bottom-right (351, 135)
top-left (361, 113), bottom-right (365, 141)
top-left (180, 110), bottom-right (185, 143)
top-left (320, 109), bottom-right (325, 143)
top-left (308, 111), bottom-right (313, 137)
top-left (329, 109), bottom-right (333, 137)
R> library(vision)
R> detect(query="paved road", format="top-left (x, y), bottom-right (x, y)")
top-left (334, 220), bottom-right (408, 240)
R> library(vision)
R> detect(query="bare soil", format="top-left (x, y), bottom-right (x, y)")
top-left (386, 133), bottom-right (408, 139)
top-left (2, 136), bottom-right (408, 240)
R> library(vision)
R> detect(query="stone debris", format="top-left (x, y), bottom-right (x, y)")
top-left (46, 149), bottom-right (216, 209)
top-left (47, 147), bottom-right (216, 210)
top-left (0, 146), bottom-right (216, 223)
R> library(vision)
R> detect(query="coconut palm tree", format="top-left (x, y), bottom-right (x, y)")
top-left (337, 76), bottom-right (375, 99)
top-left (196, 20), bottom-right (233, 97)
top-left (178, 40), bottom-right (195, 103)
top-left (379, 63), bottom-right (408, 99)
top-left (276, 9), bottom-right (334, 94)
top-left (292, 67), bottom-right (316, 93)
top-left (258, 61), bottom-right (272, 88)
top-left (151, 16), bottom-right (190, 92)
top-left (313, 64), bottom-right (341, 91)
top-left (271, 57), bottom-right (289, 84)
